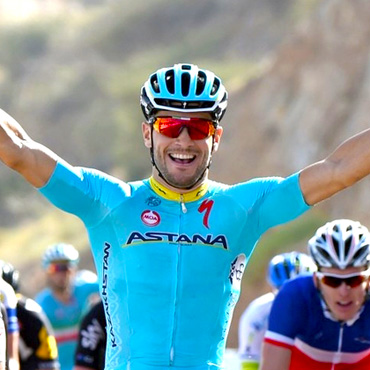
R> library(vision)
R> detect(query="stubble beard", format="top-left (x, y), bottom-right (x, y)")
top-left (154, 149), bottom-right (210, 190)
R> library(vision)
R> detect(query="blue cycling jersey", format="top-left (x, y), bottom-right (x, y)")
top-left (265, 276), bottom-right (370, 369)
top-left (39, 159), bottom-right (309, 370)
top-left (35, 280), bottom-right (99, 370)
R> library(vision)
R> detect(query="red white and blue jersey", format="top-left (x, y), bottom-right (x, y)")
top-left (265, 276), bottom-right (370, 370)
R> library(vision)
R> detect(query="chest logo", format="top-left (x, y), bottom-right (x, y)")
top-left (141, 210), bottom-right (160, 227)
top-left (198, 199), bottom-right (214, 229)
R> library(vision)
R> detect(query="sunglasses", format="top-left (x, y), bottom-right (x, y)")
top-left (152, 117), bottom-right (216, 140)
top-left (316, 270), bottom-right (370, 288)
top-left (48, 264), bottom-right (72, 273)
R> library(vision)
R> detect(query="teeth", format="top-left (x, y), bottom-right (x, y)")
top-left (338, 301), bottom-right (350, 306)
top-left (170, 153), bottom-right (195, 160)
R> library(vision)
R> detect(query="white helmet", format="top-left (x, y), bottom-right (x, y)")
top-left (42, 243), bottom-right (80, 269)
top-left (308, 219), bottom-right (370, 270)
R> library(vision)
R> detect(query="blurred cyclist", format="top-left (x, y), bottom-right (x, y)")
top-left (35, 244), bottom-right (99, 370)
top-left (0, 301), bottom-right (7, 370)
top-left (0, 273), bottom-right (19, 370)
top-left (73, 300), bottom-right (105, 370)
top-left (238, 251), bottom-right (315, 370)
top-left (261, 219), bottom-right (370, 370)
top-left (0, 260), bottom-right (59, 370)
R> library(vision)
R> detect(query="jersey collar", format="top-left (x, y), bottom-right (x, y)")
top-left (149, 177), bottom-right (208, 202)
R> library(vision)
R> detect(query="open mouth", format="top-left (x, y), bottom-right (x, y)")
top-left (337, 301), bottom-right (352, 308)
top-left (169, 153), bottom-right (196, 164)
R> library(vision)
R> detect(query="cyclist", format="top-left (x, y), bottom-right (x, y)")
top-left (238, 251), bottom-right (315, 370)
top-left (261, 219), bottom-right (370, 370)
top-left (0, 303), bottom-right (6, 370)
top-left (0, 260), bottom-right (60, 370)
top-left (2, 63), bottom-right (370, 369)
top-left (0, 275), bottom-right (20, 370)
top-left (35, 244), bottom-right (99, 370)
top-left (73, 300), bottom-right (105, 370)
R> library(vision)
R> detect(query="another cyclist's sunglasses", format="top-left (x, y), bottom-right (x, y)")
top-left (316, 270), bottom-right (370, 288)
top-left (152, 117), bottom-right (216, 140)
top-left (48, 263), bottom-right (72, 273)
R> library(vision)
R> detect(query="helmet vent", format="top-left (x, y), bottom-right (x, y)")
top-left (165, 70), bottom-right (175, 94)
top-left (352, 247), bottom-right (368, 266)
top-left (181, 72), bottom-right (190, 96)
top-left (154, 99), bottom-right (215, 110)
top-left (211, 78), bottom-right (221, 96)
top-left (150, 75), bottom-right (160, 93)
top-left (332, 237), bottom-right (340, 257)
top-left (196, 71), bottom-right (207, 95)
top-left (282, 261), bottom-right (290, 278)
top-left (344, 237), bottom-right (352, 257)
top-left (317, 246), bottom-right (333, 264)
top-left (181, 64), bottom-right (192, 70)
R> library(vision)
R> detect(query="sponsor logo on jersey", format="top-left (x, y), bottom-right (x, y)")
top-left (81, 318), bottom-right (104, 350)
top-left (145, 196), bottom-right (161, 207)
top-left (124, 231), bottom-right (228, 249)
top-left (101, 243), bottom-right (117, 348)
top-left (141, 210), bottom-right (160, 227)
top-left (229, 255), bottom-right (246, 287)
top-left (198, 199), bottom-right (214, 229)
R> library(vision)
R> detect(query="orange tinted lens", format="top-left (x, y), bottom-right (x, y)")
top-left (322, 275), bottom-right (365, 288)
top-left (153, 117), bottom-right (215, 140)
top-left (48, 264), bottom-right (71, 273)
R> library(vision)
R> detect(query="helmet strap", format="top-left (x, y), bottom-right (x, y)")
top-left (364, 278), bottom-right (370, 302)
top-left (316, 281), bottom-right (340, 322)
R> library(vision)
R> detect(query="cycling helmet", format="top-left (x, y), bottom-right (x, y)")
top-left (42, 243), bottom-right (80, 269)
top-left (267, 251), bottom-right (316, 289)
top-left (308, 219), bottom-right (370, 270)
top-left (0, 260), bottom-right (20, 292)
top-left (140, 63), bottom-right (228, 123)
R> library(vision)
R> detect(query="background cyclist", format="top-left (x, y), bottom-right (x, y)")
top-left (0, 260), bottom-right (60, 370)
top-left (3, 63), bottom-right (370, 369)
top-left (0, 273), bottom-right (19, 370)
top-left (35, 244), bottom-right (99, 370)
top-left (238, 251), bottom-right (315, 370)
top-left (261, 219), bottom-right (370, 370)
top-left (73, 299), bottom-right (105, 370)
top-left (0, 301), bottom-right (7, 370)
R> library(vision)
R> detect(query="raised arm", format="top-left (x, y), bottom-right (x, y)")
top-left (300, 128), bottom-right (370, 205)
top-left (0, 109), bottom-right (57, 188)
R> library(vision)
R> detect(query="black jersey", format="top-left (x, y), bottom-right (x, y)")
top-left (74, 301), bottom-right (106, 370)
top-left (17, 295), bottom-right (59, 370)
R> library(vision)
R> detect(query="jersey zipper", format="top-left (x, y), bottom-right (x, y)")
top-left (169, 201), bottom-right (185, 365)
top-left (180, 194), bottom-right (187, 213)
top-left (331, 323), bottom-right (344, 370)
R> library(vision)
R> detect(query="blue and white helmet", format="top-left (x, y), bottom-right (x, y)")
top-left (140, 63), bottom-right (228, 122)
top-left (267, 251), bottom-right (316, 289)
top-left (42, 243), bottom-right (80, 269)
top-left (308, 219), bottom-right (370, 270)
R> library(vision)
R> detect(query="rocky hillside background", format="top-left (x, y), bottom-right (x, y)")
top-left (1, 0), bottom-right (370, 348)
